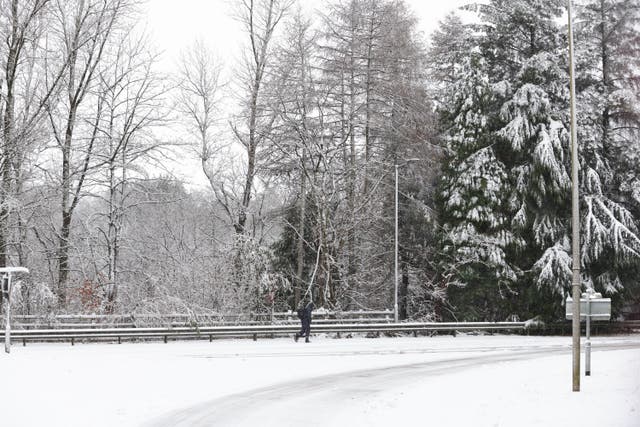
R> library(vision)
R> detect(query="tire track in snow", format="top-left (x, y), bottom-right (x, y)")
top-left (146, 342), bottom-right (640, 427)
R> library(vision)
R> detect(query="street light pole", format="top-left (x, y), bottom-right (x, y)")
top-left (567, 0), bottom-right (582, 392)
top-left (394, 163), bottom-right (399, 323)
top-left (393, 159), bottom-right (420, 323)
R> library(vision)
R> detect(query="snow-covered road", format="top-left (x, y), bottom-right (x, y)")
top-left (2, 334), bottom-right (639, 427)
top-left (147, 340), bottom-right (640, 427)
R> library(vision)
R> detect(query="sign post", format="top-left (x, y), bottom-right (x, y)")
top-left (566, 289), bottom-right (611, 377)
top-left (586, 291), bottom-right (591, 376)
top-left (1, 267), bottom-right (29, 354)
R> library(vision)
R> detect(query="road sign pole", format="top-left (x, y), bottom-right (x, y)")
top-left (566, 290), bottom-right (610, 378)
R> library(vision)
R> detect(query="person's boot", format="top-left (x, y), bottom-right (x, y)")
top-left (294, 333), bottom-right (299, 342)
top-left (305, 336), bottom-right (310, 343)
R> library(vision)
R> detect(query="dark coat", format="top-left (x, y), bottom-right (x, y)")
top-left (298, 301), bottom-right (314, 322)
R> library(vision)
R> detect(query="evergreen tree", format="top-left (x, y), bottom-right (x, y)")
top-left (500, 52), bottom-right (573, 294)
top-left (434, 1), bottom-right (580, 320)
top-left (437, 52), bottom-right (517, 320)
top-left (575, 0), bottom-right (640, 303)
top-left (428, 12), bottom-right (475, 103)
top-left (271, 194), bottom-right (318, 309)
top-left (434, 0), bottom-right (640, 320)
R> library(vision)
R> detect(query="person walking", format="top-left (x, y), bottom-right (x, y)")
top-left (295, 299), bottom-right (314, 343)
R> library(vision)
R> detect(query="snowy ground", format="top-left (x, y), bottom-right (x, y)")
top-left (1, 334), bottom-right (639, 427)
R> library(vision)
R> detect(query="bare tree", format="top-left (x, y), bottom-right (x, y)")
top-left (175, 40), bottom-right (230, 213)
top-left (265, 0), bottom-right (434, 311)
top-left (230, 0), bottom-right (293, 235)
top-left (0, 0), bottom-right (67, 270)
top-left (88, 31), bottom-right (167, 313)
top-left (266, 7), bottom-right (321, 305)
top-left (45, 0), bottom-right (135, 307)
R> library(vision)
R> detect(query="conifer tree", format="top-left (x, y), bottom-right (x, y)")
top-left (428, 12), bottom-right (474, 89)
top-left (437, 52), bottom-right (517, 320)
top-left (434, 0), bottom-right (640, 320)
top-left (500, 52), bottom-right (573, 295)
top-left (575, 0), bottom-right (640, 296)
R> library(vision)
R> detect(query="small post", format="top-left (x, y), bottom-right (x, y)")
top-left (566, 291), bottom-right (610, 379)
top-left (585, 334), bottom-right (591, 376)
top-left (4, 275), bottom-right (11, 354)
top-left (585, 289), bottom-right (592, 376)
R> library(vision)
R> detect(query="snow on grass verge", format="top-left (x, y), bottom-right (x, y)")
top-left (357, 347), bottom-right (640, 427)
top-left (1, 334), bottom-right (638, 427)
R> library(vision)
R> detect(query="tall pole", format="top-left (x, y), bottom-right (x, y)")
top-left (394, 164), bottom-right (399, 323)
top-left (568, 0), bottom-right (582, 392)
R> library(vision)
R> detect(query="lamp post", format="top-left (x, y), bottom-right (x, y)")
top-left (567, 0), bottom-right (582, 392)
top-left (395, 158), bottom-right (420, 323)
top-left (395, 164), bottom-right (399, 323)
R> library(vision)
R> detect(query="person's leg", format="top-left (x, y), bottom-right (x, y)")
top-left (295, 320), bottom-right (304, 341)
top-left (303, 319), bottom-right (311, 342)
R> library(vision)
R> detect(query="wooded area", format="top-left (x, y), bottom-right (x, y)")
top-left (0, 0), bottom-right (638, 322)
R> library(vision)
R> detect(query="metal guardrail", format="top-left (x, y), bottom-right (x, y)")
top-left (621, 320), bottom-right (640, 328)
top-left (529, 320), bottom-right (640, 335)
top-left (10, 310), bottom-right (394, 329)
top-left (2, 318), bottom-right (637, 346)
top-left (1, 321), bottom-right (527, 345)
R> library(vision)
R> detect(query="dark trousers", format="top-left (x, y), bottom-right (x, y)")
top-left (299, 318), bottom-right (311, 337)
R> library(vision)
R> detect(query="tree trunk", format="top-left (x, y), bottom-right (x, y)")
top-left (347, 26), bottom-right (357, 301)
top-left (600, 4), bottom-right (611, 171)
top-left (57, 209), bottom-right (71, 306)
top-left (57, 102), bottom-right (76, 307)
top-left (0, 0), bottom-right (19, 268)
